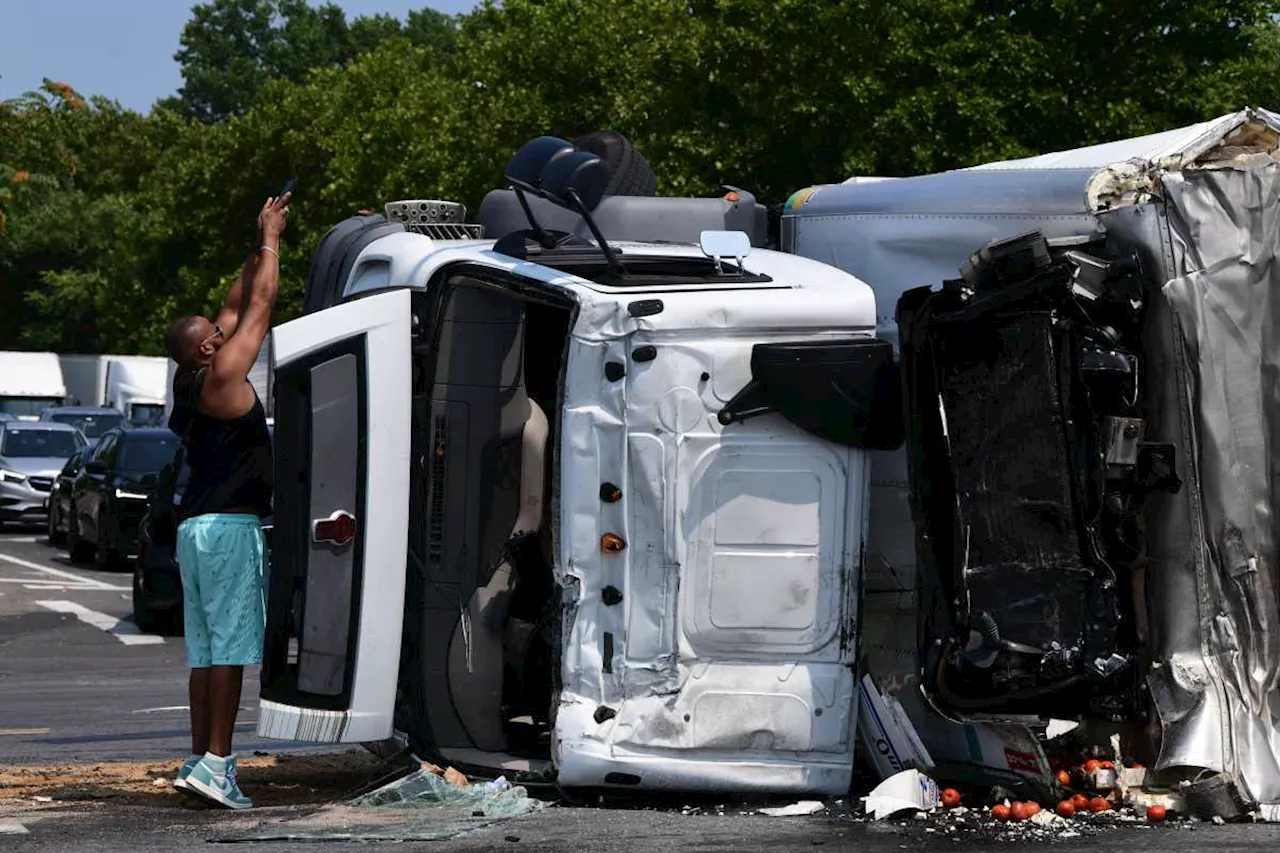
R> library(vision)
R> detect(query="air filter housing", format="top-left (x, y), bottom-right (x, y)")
top-left (384, 199), bottom-right (484, 239)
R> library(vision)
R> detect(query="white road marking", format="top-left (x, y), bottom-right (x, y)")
top-left (35, 600), bottom-right (164, 645)
top-left (0, 552), bottom-right (129, 591)
top-left (0, 823), bottom-right (29, 835)
top-left (132, 705), bottom-right (190, 714)
top-left (3, 536), bottom-right (40, 543)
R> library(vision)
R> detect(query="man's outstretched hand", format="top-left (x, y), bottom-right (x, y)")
top-left (258, 192), bottom-right (291, 243)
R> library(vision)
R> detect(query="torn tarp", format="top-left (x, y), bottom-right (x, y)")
top-left (1147, 159), bottom-right (1280, 806)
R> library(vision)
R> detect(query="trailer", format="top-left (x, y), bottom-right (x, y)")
top-left (0, 352), bottom-right (66, 420)
top-left (783, 107), bottom-right (1280, 810)
top-left (57, 354), bottom-right (108, 407)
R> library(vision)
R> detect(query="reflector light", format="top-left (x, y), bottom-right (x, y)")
top-left (313, 510), bottom-right (357, 545)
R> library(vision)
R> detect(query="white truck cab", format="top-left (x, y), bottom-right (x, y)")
top-left (256, 137), bottom-right (900, 794)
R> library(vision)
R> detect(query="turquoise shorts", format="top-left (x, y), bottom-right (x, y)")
top-left (176, 513), bottom-right (266, 668)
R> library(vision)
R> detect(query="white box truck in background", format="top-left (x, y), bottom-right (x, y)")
top-left (57, 354), bottom-right (108, 408)
top-left (102, 356), bottom-right (169, 427)
top-left (0, 352), bottom-right (66, 420)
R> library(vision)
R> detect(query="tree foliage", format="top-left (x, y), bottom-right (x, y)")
top-left (3, 0), bottom-right (1280, 353)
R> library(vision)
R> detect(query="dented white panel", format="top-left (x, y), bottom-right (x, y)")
top-left (554, 293), bottom-right (873, 792)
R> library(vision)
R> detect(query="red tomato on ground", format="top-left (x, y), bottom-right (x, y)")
top-left (1147, 804), bottom-right (1167, 822)
top-left (1056, 800), bottom-right (1076, 818)
top-left (1010, 802), bottom-right (1030, 822)
top-left (1083, 759), bottom-right (1102, 773)
top-left (1025, 802), bottom-right (1042, 817)
top-left (941, 788), bottom-right (961, 808)
top-left (1089, 797), bottom-right (1111, 813)
top-left (1070, 793), bottom-right (1090, 812)
top-left (1056, 770), bottom-right (1071, 785)
top-left (992, 804), bottom-right (1011, 822)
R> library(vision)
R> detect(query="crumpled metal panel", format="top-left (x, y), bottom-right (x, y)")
top-left (1151, 161), bottom-right (1280, 804)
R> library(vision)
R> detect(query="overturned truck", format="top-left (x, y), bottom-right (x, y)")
top-left (257, 136), bottom-right (900, 794)
top-left (785, 107), bottom-right (1280, 810)
top-left (258, 109), bottom-right (1280, 808)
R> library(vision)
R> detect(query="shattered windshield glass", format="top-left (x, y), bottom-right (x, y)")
top-left (226, 766), bottom-right (544, 843)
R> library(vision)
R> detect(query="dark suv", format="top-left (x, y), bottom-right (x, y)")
top-left (133, 429), bottom-right (273, 632)
top-left (47, 445), bottom-right (94, 545)
top-left (67, 427), bottom-right (180, 569)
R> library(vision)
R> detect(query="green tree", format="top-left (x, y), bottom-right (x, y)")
top-left (7, 0), bottom-right (1280, 354)
top-left (170, 0), bottom-right (459, 122)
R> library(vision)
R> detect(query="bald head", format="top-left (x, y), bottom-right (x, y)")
top-left (166, 315), bottom-right (220, 370)
top-left (165, 316), bottom-right (201, 367)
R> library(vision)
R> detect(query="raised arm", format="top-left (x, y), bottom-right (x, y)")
top-left (213, 251), bottom-right (258, 341)
top-left (201, 194), bottom-right (290, 419)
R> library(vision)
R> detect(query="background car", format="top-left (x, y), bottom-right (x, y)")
top-left (0, 421), bottom-right (87, 531)
top-left (40, 406), bottom-right (126, 440)
top-left (47, 445), bottom-right (95, 545)
top-left (67, 427), bottom-right (180, 569)
top-left (134, 428), bottom-right (273, 633)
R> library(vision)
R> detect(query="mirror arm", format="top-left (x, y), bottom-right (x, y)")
top-left (565, 189), bottom-right (622, 278)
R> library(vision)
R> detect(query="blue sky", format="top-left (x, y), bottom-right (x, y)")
top-left (0, 1), bottom-right (480, 113)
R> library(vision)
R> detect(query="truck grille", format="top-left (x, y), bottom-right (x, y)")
top-left (28, 477), bottom-right (53, 492)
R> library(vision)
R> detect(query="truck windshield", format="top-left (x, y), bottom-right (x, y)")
top-left (48, 412), bottom-right (124, 439)
top-left (119, 437), bottom-right (181, 474)
top-left (129, 404), bottom-right (166, 428)
top-left (1, 429), bottom-right (85, 458)
top-left (0, 397), bottom-right (64, 418)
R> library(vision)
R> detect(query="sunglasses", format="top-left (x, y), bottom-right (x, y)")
top-left (200, 325), bottom-right (224, 348)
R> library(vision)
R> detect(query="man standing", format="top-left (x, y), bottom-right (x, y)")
top-left (162, 192), bottom-right (289, 808)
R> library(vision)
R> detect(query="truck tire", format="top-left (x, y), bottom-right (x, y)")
top-left (572, 131), bottom-right (657, 197)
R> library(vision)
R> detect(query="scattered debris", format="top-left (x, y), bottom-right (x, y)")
top-left (758, 801), bottom-right (826, 817)
top-left (865, 769), bottom-right (939, 820)
top-left (0, 751), bottom-right (397, 808)
top-left (857, 675), bottom-right (934, 780)
top-left (1183, 773), bottom-right (1250, 822)
top-left (224, 765), bottom-right (545, 843)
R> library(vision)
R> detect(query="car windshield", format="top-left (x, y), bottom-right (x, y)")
top-left (0, 397), bottom-right (64, 418)
top-left (49, 412), bottom-right (125, 439)
top-left (129, 404), bottom-right (166, 428)
top-left (118, 437), bottom-right (181, 474)
top-left (1, 429), bottom-right (85, 458)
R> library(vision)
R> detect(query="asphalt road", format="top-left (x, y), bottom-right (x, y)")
top-left (4, 527), bottom-right (1280, 852)
top-left (0, 526), bottom-right (311, 763)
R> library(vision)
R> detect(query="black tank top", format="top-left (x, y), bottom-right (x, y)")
top-left (169, 368), bottom-right (273, 520)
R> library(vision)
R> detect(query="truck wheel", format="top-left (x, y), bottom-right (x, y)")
top-left (572, 131), bottom-right (657, 197)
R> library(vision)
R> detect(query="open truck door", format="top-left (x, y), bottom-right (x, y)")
top-left (257, 289), bottom-right (412, 743)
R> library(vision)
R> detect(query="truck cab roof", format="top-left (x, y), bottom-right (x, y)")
top-left (330, 233), bottom-right (876, 336)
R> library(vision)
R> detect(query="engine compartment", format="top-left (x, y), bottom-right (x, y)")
top-left (899, 231), bottom-right (1180, 720)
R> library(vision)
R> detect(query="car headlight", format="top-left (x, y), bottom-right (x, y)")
top-left (0, 468), bottom-right (27, 484)
top-left (115, 488), bottom-right (149, 500)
